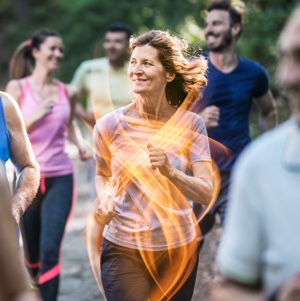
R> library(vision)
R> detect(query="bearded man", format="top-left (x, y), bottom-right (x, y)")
top-left (192, 0), bottom-right (277, 236)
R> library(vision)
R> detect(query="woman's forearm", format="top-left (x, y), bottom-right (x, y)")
top-left (167, 164), bottom-right (213, 206)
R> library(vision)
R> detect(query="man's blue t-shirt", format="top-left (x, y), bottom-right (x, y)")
top-left (0, 97), bottom-right (10, 163)
top-left (193, 53), bottom-right (269, 171)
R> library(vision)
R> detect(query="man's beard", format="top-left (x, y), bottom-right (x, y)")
top-left (288, 90), bottom-right (300, 122)
top-left (207, 29), bottom-right (233, 52)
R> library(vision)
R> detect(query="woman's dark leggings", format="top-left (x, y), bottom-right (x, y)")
top-left (20, 174), bottom-right (74, 301)
top-left (101, 238), bottom-right (199, 301)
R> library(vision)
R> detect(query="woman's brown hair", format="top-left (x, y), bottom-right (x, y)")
top-left (9, 29), bottom-right (61, 80)
top-left (129, 30), bottom-right (207, 107)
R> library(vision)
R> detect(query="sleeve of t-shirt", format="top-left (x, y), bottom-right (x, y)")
top-left (253, 65), bottom-right (269, 98)
top-left (70, 62), bottom-right (87, 95)
top-left (93, 118), bottom-right (112, 176)
top-left (216, 148), bottom-right (263, 285)
top-left (189, 115), bottom-right (211, 164)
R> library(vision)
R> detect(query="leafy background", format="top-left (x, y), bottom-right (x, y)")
top-left (1, 0), bottom-right (298, 134)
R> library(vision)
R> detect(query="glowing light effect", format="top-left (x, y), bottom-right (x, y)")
top-left (83, 87), bottom-right (230, 300)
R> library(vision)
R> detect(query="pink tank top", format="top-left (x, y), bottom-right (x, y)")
top-left (20, 77), bottom-right (73, 177)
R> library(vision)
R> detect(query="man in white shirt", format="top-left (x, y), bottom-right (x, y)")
top-left (71, 23), bottom-right (133, 200)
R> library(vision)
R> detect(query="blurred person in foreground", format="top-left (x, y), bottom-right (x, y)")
top-left (93, 30), bottom-right (213, 301)
top-left (210, 6), bottom-right (300, 301)
top-left (0, 164), bottom-right (39, 301)
top-left (0, 89), bottom-right (40, 297)
top-left (71, 23), bottom-right (133, 200)
top-left (193, 0), bottom-right (277, 236)
top-left (6, 29), bottom-right (89, 301)
top-left (0, 91), bottom-right (39, 226)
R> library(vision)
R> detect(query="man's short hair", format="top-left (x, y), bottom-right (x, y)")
top-left (105, 23), bottom-right (133, 41)
top-left (206, 0), bottom-right (243, 36)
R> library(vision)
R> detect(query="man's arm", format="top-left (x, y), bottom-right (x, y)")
top-left (211, 273), bottom-right (300, 301)
top-left (71, 62), bottom-right (96, 126)
top-left (254, 90), bottom-right (278, 133)
top-left (65, 84), bottom-right (91, 160)
top-left (1, 92), bottom-right (40, 224)
top-left (198, 105), bottom-right (220, 128)
top-left (75, 102), bottom-right (96, 127)
top-left (210, 275), bottom-right (263, 301)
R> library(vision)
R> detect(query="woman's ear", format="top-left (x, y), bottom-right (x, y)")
top-left (166, 72), bottom-right (176, 82)
top-left (31, 47), bottom-right (39, 60)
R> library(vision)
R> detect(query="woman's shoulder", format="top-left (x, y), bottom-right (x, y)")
top-left (6, 79), bottom-right (20, 90)
top-left (94, 110), bottom-right (123, 141)
top-left (180, 109), bottom-right (205, 125)
top-left (174, 109), bottom-right (207, 135)
top-left (5, 79), bottom-right (25, 103)
top-left (96, 109), bottom-right (122, 128)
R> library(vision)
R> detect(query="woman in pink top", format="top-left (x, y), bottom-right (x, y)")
top-left (6, 29), bottom-right (89, 301)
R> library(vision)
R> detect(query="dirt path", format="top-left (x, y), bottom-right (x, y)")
top-left (192, 225), bottom-right (221, 300)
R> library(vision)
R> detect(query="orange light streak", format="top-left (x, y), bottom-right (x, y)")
top-left (85, 88), bottom-right (228, 300)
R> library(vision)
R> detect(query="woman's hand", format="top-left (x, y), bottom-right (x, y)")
top-left (147, 143), bottom-right (174, 178)
top-left (95, 197), bottom-right (116, 225)
top-left (37, 98), bottom-right (55, 119)
top-left (147, 143), bottom-right (213, 206)
top-left (78, 148), bottom-right (91, 161)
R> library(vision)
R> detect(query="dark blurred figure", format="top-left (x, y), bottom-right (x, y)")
top-left (210, 6), bottom-right (300, 301)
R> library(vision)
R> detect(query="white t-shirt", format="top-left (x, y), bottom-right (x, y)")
top-left (217, 119), bottom-right (300, 293)
top-left (71, 57), bottom-right (132, 120)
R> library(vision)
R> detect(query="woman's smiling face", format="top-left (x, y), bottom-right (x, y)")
top-left (33, 36), bottom-right (64, 72)
top-left (128, 45), bottom-right (171, 97)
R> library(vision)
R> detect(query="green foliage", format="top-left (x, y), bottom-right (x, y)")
top-left (238, 0), bottom-right (297, 90)
top-left (0, 0), bottom-right (12, 13)
top-left (1, 0), bottom-right (207, 84)
top-left (0, 0), bottom-right (297, 122)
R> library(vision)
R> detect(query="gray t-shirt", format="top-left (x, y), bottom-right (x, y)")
top-left (94, 108), bottom-right (211, 251)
